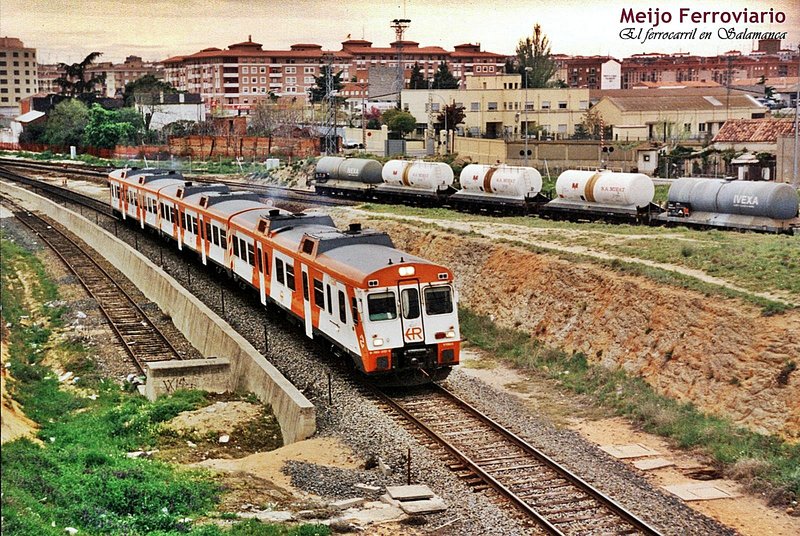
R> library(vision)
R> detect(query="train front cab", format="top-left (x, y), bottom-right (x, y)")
top-left (358, 264), bottom-right (460, 380)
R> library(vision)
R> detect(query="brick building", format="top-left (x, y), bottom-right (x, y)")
top-left (162, 36), bottom-right (506, 114)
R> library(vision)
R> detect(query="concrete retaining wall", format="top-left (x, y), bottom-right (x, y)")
top-left (145, 358), bottom-right (231, 400)
top-left (0, 182), bottom-right (315, 444)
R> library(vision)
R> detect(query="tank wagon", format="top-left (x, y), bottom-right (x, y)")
top-left (450, 164), bottom-right (546, 214)
top-left (655, 177), bottom-right (800, 233)
top-left (314, 156), bottom-right (383, 198)
top-left (108, 167), bottom-right (461, 384)
top-left (541, 170), bottom-right (660, 223)
top-left (379, 160), bottom-right (456, 204)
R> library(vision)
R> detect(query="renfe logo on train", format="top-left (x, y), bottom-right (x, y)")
top-left (733, 195), bottom-right (759, 206)
top-left (405, 327), bottom-right (423, 340)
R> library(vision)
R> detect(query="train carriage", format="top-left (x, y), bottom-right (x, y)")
top-left (108, 167), bottom-right (460, 384)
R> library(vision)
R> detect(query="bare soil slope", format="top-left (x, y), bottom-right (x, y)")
top-left (372, 221), bottom-right (800, 440)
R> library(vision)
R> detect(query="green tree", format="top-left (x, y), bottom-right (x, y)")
top-left (54, 52), bottom-right (106, 97)
top-left (432, 62), bottom-right (459, 89)
top-left (409, 62), bottom-right (427, 89)
top-left (577, 107), bottom-right (603, 140)
top-left (122, 74), bottom-right (176, 106)
top-left (516, 24), bottom-right (557, 88)
top-left (503, 58), bottom-right (517, 74)
top-left (384, 110), bottom-right (417, 138)
top-left (82, 104), bottom-right (143, 148)
top-left (41, 99), bottom-right (90, 147)
top-left (309, 65), bottom-right (344, 103)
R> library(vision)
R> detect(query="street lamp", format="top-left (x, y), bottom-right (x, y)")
top-left (523, 66), bottom-right (532, 166)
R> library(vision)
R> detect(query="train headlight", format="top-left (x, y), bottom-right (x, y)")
top-left (446, 330), bottom-right (456, 339)
top-left (373, 338), bottom-right (384, 347)
top-left (398, 266), bottom-right (415, 277)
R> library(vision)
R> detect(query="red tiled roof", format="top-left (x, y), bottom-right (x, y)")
top-left (712, 118), bottom-right (796, 143)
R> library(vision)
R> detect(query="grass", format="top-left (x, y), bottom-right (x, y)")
top-left (459, 307), bottom-right (800, 504)
top-left (1, 237), bottom-right (329, 536)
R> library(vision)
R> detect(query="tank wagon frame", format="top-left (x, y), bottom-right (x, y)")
top-left (313, 157), bottom-right (800, 234)
top-left (108, 167), bottom-right (461, 385)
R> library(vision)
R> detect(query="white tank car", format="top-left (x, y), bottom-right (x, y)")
top-left (555, 170), bottom-right (654, 208)
top-left (459, 164), bottom-right (543, 198)
top-left (382, 160), bottom-right (455, 190)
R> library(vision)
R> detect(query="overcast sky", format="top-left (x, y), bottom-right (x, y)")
top-left (2, 0), bottom-right (798, 64)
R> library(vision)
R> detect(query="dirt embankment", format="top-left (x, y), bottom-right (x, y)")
top-left (372, 221), bottom-right (800, 441)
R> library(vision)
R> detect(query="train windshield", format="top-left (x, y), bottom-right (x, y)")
top-left (424, 286), bottom-right (453, 315)
top-left (367, 291), bottom-right (397, 321)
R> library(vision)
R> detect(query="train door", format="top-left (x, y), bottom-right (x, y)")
top-left (257, 242), bottom-right (266, 305)
top-left (398, 279), bottom-right (425, 344)
top-left (301, 265), bottom-right (312, 338)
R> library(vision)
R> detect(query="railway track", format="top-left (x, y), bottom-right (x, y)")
top-left (0, 158), bottom-right (353, 209)
top-left (2, 198), bottom-right (183, 373)
top-left (376, 383), bottom-right (662, 536)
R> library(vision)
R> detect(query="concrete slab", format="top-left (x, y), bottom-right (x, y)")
top-left (340, 505), bottom-right (405, 524)
top-left (331, 497), bottom-right (365, 510)
top-left (386, 484), bottom-right (434, 501)
top-left (600, 443), bottom-right (660, 459)
top-left (354, 483), bottom-right (381, 493)
top-left (240, 510), bottom-right (294, 522)
top-left (664, 481), bottom-right (739, 501)
top-left (0, 206), bottom-right (13, 218)
top-left (633, 457), bottom-right (675, 471)
top-left (380, 493), bottom-right (401, 507)
top-left (399, 497), bottom-right (448, 515)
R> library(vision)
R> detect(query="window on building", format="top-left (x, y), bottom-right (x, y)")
top-left (285, 66), bottom-right (296, 73)
top-left (487, 102), bottom-right (497, 110)
top-left (579, 100), bottom-right (589, 110)
top-left (470, 102), bottom-right (479, 111)
top-left (558, 101), bottom-right (567, 109)
top-left (242, 67), bottom-right (249, 73)
top-left (242, 76), bottom-right (248, 83)
top-left (541, 101), bottom-right (551, 109)
top-left (558, 124), bottom-right (567, 133)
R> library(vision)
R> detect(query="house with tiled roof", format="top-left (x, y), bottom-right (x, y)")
top-left (712, 118), bottom-right (798, 183)
top-left (591, 88), bottom-right (767, 142)
top-left (162, 36), bottom-right (508, 114)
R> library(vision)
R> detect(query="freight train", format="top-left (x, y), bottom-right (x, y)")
top-left (313, 157), bottom-right (800, 233)
top-left (107, 167), bottom-right (461, 385)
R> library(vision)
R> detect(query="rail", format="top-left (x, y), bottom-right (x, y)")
top-left (2, 198), bottom-right (183, 374)
top-left (376, 383), bottom-right (663, 536)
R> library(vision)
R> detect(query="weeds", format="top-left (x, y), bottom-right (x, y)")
top-left (459, 307), bottom-right (800, 502)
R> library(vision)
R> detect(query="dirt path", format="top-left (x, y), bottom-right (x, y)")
top-left (333, 207), bottom-right (796, 307)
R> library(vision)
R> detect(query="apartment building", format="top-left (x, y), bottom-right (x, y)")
top-left (162, 36), bottom-right (507, 114)
top-left (402, 74), bottom-right (591, 139)
top-left (87, 55), bottom-right (162, 97)
top-left (0, 37), bottom-right (38, 117)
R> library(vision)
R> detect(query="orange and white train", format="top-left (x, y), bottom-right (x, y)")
top-left (108, 168), bottom-right (460, 383)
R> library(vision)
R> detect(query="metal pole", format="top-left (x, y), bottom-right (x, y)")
top-left (407, 447), bottom-right (412, 485)
top-left (327, 372), bottom-right (332, 405)
top-left (524, 67), bottom-right (532, 166)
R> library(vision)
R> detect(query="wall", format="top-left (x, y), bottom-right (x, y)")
top-left (168, 135), bottom-right (319, 159)
top-left (0, 182), bottom-right (316, 445)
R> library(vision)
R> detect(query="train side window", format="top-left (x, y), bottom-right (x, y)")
top-left (192, 216), bottom-right (199, 235)
top-left (232, 235), bottom-right (240, 257)
top-left (247, 242), bottom-right (255, 266)
top-left (276, 258), bottom-right (285, 284)
top-left (302, 273), bottom-right (310, 301)
top-left (326, 285), bottom-right (333, 315)
top-left (351, 297), bottom-right (359, 325)
top-left (367, 292), bottom-right (397, 321)
top-left (424, 286), bottom-right (453, 315)
top-left (205, 222), bottom-right (211, 240)
top-left (401, 288), bottom-right (420, 319)
top-left (221, 231), bottom-right (227, 249)
top-left (313, 279), bottom-right (324, 308)
top-left (262, 251), bottom-right (269, 274)
top-left (285, 264), bottom-right (295, 290)
top-left (339, 290), bottom-right (347, 323)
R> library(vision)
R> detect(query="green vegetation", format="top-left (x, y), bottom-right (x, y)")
top-left (0, 237), bottom-right (328, 536)
top-left (356, 203), bottom-right (800, 303)
top-left (459, 307), bottom-right (800, 502)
